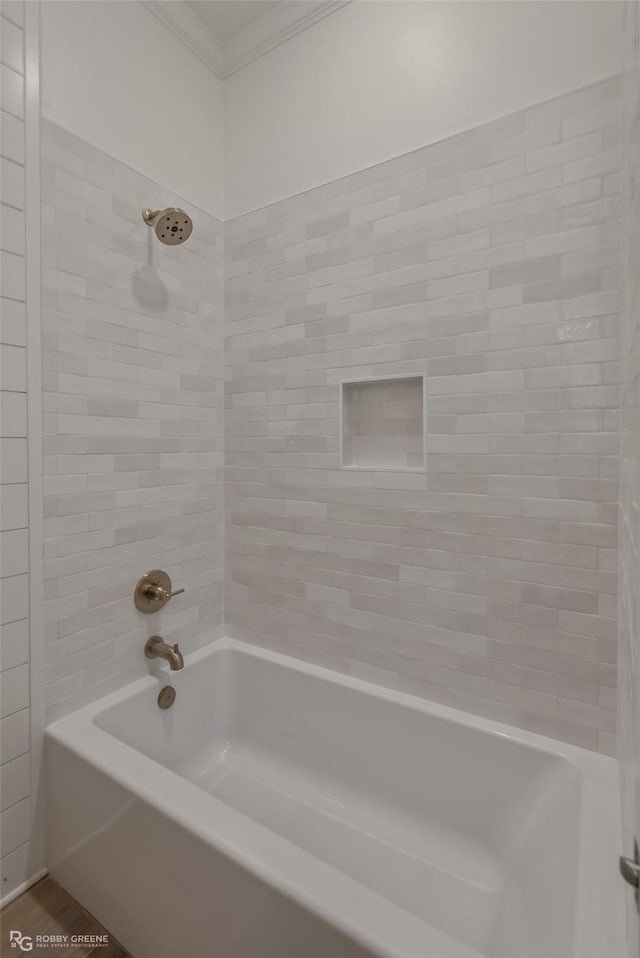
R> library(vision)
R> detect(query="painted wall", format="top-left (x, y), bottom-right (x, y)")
top-left (618, 0), bottom-right (640, 952)
top-left (40, 0), bottom-right (622, 221)
top-left (225, 0), bottom-right (624, 218)
top-left (40, 0), bottom-right (225, 219)
top-left (41, 120), bottom-right (225, 721)
top-left (226, 77), bottom-right (621, 753)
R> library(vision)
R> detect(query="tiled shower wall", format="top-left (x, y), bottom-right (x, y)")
top-left (619, 0), bottom-right (640, 952)
top-left (41, 121), bottom-right (224, 719)
top-left (0, 0), bottom-right (32, 898)
top-left (226, 77), bottom-right (622, 752)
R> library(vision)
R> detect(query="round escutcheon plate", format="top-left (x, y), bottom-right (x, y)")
top-left (134, 570), bottom-right (173, 613)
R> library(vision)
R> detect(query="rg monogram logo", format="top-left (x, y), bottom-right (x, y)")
top-left (9, 931), bottom-right (33, 952)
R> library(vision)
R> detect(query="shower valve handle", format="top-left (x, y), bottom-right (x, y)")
top-left (150, 585), bottom-right (185, 601)
top-left (134, 570), bottom-right (185, 613)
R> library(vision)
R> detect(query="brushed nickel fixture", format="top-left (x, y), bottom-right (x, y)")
top-left (157, 685), bottom-right (176, 709)
top-left (134, 569), bottom-right (185, 613)
top-left (142, 207), bottom-right (193, 246)
top-left (145, 636), bottom-right (184, 671)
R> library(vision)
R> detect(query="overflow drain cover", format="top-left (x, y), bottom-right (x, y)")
top-left (158, 686), bottom-right (176, 709)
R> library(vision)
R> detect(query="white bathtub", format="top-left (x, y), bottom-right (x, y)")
top-left (46, 638), bottom-right (625, 958)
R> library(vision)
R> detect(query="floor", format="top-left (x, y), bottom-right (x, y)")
top-left (1, 877), bottom-right (130, 957)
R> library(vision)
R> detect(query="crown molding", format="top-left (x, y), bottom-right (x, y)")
top-left (142, 1), bottom-right (225, 78)
top-left (142, 0), bottom-right (352, 79)
top-left (224, 1), bottom-right (351, 77)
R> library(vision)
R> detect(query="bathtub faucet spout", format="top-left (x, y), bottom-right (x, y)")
top-left (144, 636), bottom-right (184, 671)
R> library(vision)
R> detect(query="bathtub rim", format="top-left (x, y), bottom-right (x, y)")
top-left (45, 635), bottom-right (625, 958)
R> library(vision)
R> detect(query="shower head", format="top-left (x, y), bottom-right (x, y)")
top-left (142, 208), bottom-right (193, 246)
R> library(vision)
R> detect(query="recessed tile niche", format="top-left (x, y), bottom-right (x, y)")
top-left (341, 376), bottom-right (425, 471)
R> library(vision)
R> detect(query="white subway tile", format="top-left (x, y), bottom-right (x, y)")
top-left (0, 839), bottom-right (33, 898)
top-left (0, 3), bottom-right (24, 28)
top-left (0, 483), bottom-right (27, 531)
top-left (1, 526), bottom-right (28, 577)
top-left (0, 156), bottom-right (24, 209)
top-left (0, 751), bottom-right (28, 809)
top-left (0, 16), bottom-right (23, 75)
top-left (0, 109), bottom-right (24, 164)
top-left (0, 62), bottom-right (22, 117)
top-left (0, 661), bottom-right (28, 716)
top-left (0, 297), bottom-right (25, 345)
top-left (0, 437), bottom-right (26, 483)
top-left (1, 201), bottom-right (24, 254)
top-left (0, 796), bottom-right (30, 856)
top-left (0, 706), bottom-right (29, 763)
top-left (0, 250), bottom-right (24, 300)
top-left (0, 389), bottom-right (26, 436)
top-left (563, 149), bottom-right (620, 184)
top-left (0, 342), bottom-right (25, 391)
top-left (0, 616), bottom-right (28, 672)
top-left (0, 571), bottom-right (27, 624)
top-left (224, 77), bottom-right (621, 752)
top-left (36, 84), bottom-right (622, 748)
top-left (42, 119), bottom-right (225, 718)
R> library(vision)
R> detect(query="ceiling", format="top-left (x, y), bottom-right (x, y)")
top-left (186, 1), bottom-right (283, 41)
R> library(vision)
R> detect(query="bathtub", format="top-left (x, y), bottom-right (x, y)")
top-left (46, 638), bottom-right (625, 958)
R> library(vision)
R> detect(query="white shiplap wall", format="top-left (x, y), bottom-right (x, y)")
top-left (0, 0), bottom-right (34, 900)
